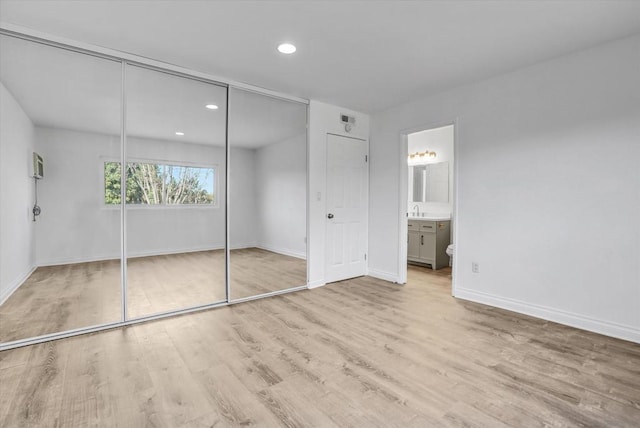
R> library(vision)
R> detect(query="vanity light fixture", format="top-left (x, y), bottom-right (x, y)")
top-left (407, 150), bottom-right (437, 164)
top-left (175, 131), bottom-right (185, 136)
top-left (277, 43), bottom-right (297, 54)
top-left (205, 104), bottom-right (219, 110)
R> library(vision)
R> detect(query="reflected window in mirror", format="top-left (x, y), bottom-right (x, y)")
top-left (104, 160), bottom-right (218, 206)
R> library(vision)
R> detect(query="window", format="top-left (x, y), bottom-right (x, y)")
top-left (104, 161), bottom-right (216, 206)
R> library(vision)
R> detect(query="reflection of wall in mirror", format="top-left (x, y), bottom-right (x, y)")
top-left (31, 126), bottom-right (254, 266)
top-left (0, 82), bottom-right (36, 304)
top-left (255, 133), bottom-right (307, 259)
top-left (228, 146), bottom-right (257, 250)
top-left (0, 89), bottom-right (307, 301)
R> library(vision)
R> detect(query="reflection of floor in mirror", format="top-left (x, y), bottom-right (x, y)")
top-left (229, 248), bottom-right (307, 301)
top-left (0, 259), bottom-right (122, 343)
top-left (0, 248), bottom-right (306, 343)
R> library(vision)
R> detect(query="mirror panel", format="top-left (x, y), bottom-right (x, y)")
top-left (0, 32), bottom-right (310, 348)
top-left (0, 35), bottom-right (123, 342)
top-left (228, 88), bottom-right (307, 300)
top-left (124, 65), bottom-right (228, 318)
top-left (410, 162), bottom-right (449, 203)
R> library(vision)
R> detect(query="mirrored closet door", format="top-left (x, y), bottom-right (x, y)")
top-left (227, 88), bottom-right (308, 300)
top-left (0, 35), bottom-right (123, 342)
top-left (124, 65), bottom-right (228, 319)
top-left (0, 30), bottom-right (309, 350)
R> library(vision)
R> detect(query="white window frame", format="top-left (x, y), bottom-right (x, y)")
top-left (100, 156), bottom-right (220, 209)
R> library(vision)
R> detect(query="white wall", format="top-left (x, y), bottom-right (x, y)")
top-left (34, 126), bottom-right (257, 265)
top-left (370, 34), bottom-right (640, 343)
top-left (308, 101), bottom-right (370, 287)
top-left (255, 133), bottom-right (306, 258)
top-left (408, 125), bottom-right (454, 216)
top-left (0, 82), bottom-right (36, 304)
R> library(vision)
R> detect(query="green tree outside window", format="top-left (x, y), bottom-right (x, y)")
top-left (104, 161), bottom-right (215, 205)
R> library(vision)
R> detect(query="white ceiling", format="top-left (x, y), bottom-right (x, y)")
top-left (1, 1), bottom-right (640, 114)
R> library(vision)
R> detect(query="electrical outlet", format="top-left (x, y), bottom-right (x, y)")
top-left (472, 262), bottom-right (479, 273)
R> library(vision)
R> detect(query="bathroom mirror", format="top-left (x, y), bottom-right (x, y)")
top-left (228, 87), bottom-right (307, 300)
top-left (410, 162), bottom-right (449, 203)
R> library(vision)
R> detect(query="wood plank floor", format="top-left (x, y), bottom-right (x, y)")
top-left (1, 265), bottom-right (639, 427)
top-left (0, 248), bottom-right (306, 343)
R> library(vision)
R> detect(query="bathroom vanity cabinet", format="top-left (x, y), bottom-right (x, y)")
top-left (408, 219), bottom-right (450, 270)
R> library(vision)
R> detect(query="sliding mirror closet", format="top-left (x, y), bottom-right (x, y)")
top-left (0, 32), bottom-right (308, 349)
top-left (228, 88), bottom-right (308, 301)
top-left (0, 34), bottom-right (123, 342)
top-left (124, 64), bottom-right (228, 318)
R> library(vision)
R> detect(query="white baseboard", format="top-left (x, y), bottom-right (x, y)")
top-left (132, 245), bottom-right (228, 258)
top-left (229, 242), bottom-right (258, 251)
top-left (38, 242), bottom-right (306, 266)
top-left (38, 253), bottom-right (117, 266)
top-left (455, 287), bottom-right (640, 344)
top-left (0, 265), bottom-right (36, 306)
top-left (307, 280), bottom-right (326, 289)
top-left (37, 245), bottom-right (227, 266)
top-left (367, 268), bottom-right (401, 283)
top-left (256, 245), bottom-right (306, 260)
top-left (36, 244), bottom-right (304, 267)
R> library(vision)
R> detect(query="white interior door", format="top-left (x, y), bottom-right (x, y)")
top-left (326, 133), bottom-right (368, 283)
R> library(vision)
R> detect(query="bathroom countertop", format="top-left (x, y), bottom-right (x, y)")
top-left (408, 215), bottom-right (451, 221)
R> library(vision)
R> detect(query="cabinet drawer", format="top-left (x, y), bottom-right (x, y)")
top-left (420, 221), bottom-right (436, 233)
top-left (407, 221), bottom-right (420, 231)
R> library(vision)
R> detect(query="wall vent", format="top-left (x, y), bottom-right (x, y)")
top-left (340, 114), bottom-right (356, 125)
top-left (33, 152), bottom-right (44, 179)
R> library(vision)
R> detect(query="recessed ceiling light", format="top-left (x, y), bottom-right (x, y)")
top-left (175, 131), bottom-right (184, 136)
top-left (205, 104), bottom-right (219, 110)
top-left (277, 43), bottom-right (296, 54)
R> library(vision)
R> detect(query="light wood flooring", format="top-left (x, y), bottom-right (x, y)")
top-left (1, 265), bottom-right (639, 427)
top-left (0, 248), bottom-right (306, 343)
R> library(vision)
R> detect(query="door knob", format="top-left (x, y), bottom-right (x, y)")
top-left (327, 213), bottom-right (334, 219)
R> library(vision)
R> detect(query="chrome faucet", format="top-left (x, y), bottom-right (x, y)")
top-left (413, 204), bottom-right (420, 216)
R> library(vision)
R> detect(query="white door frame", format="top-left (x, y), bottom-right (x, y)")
top-left (397, 119), bottom-right (459, 296)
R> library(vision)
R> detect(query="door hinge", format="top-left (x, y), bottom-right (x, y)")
top-left (365, 155), bottom-right (368, 162)
top-left (364, 253), bottom-right (367, 260)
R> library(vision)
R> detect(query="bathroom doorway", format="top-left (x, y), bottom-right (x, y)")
top-left (398, 123), bottom-right (456, 294)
